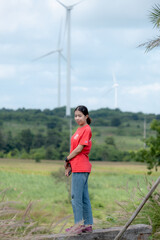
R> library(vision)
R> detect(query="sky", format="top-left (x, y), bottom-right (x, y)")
top-left (0, 0), bottom-right (160, 115)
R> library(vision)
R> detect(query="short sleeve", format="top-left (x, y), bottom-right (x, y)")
top-left (79, 128), bottom-right (91, 146)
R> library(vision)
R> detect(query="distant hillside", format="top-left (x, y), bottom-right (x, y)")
top-left (0, 106), bottom-right (159, 126)
top-left (0, 107), bottom-right (158, 162)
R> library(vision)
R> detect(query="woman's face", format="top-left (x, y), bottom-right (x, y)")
top-left (74, 110), bottom-right (88, 127)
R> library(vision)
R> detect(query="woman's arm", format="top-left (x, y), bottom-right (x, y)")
top-left (64, 144), bottom-right (84, 169)
top-left (68, 144), bottom-right (84, 160)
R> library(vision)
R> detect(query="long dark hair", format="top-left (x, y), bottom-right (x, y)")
top-left (74, 105), bottom-right (92, 125)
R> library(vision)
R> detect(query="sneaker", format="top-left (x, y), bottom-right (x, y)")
top-left (82, 225), bottom-right (93, 233)
top-left (65, 225), bottom-right (85, 235)
top-left (65, 226), bottom-right (74, 232)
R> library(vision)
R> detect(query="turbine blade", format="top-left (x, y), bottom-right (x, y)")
top-left (32, 50), bottom-right (59, 61)
top-left (56, 0), bottom-right (67, 9)
top-left (60, 52), bottom-right (67, 62)
top-left (105, 87), bottom-right (114, 95)
top-left (58, 18), bottom-right (63, 49)
top-left (72, 0), bottom-right (86, 8)
top-left (112, 71), bottom-right (116, 84)
top-left (60, 52), bottom-right (74, 70)
top-left (62, 11), bottom-right (68, 47)
top-left (57, 0), bottom-right (86, 9)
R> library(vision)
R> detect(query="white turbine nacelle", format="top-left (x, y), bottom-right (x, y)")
top-left (113, 83), bottom-right (119, 88)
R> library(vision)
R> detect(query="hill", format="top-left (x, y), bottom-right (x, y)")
top-left (0, 107), bottom-right (159, 161)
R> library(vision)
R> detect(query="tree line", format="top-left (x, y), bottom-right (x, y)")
top-left (0, 107), bottom-right (159, 126)
top-left (0, 107), bottom-right (159, 165)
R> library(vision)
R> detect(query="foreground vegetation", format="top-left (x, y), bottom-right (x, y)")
top-left (132, 119), bottom-right (160, 173)
top-left (0, 159), bottom-right (159, 237)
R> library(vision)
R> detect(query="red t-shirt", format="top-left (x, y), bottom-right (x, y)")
top-left (70, 124), bottom-right (92, 173)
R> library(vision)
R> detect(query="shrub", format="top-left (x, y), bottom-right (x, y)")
top-left (105, 136), bottom-right (115, 146)
top-left (132, 120), bottom-right (160, 174)
top-left (0, 151), bottom-right (4, 158)
top-left (34, 153), bottom-right (42, 163)
top-left (30, 147), bottom-right (46, 162)
top-left (20, 149), bottom-right (30, 159)
top-left (89, 144), bottom-right (104, 161)
top-left (116, 178), bottom-right (160, 240)
top-left (6, 148), bottom-right (20, 158)
top-left (45, 146), bottom-right (60, 160)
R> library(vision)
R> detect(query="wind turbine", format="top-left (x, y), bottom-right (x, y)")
top-left (33, 21), bottom-right (66, 108)
top-left (105, 72), bottom-right (119, 109)
top-left (56, 0), bottom-right (85, 117)
top-left (56, 0), bottom-right (85, 147)
top-left (112, 72), bottom-right (119, 109)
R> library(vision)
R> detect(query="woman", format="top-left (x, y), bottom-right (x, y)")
top-left (64, 105), bottom-right (93, 234)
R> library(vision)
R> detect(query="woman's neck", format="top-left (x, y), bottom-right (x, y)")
top-left (78, 123), bottom-right (87, 128)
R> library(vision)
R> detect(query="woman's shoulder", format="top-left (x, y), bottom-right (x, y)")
top-left (85, 124), bottom-right (91, 131)
top-left (80, 124), bottom-right (92, 133)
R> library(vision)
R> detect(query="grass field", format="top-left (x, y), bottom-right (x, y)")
top-left (0, 159), bottom-right (159, 233)
top-left (92, 123), bottom-right (154, 151)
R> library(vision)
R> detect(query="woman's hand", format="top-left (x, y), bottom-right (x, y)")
top-left (64, 161), bottom-right (70, 169)
top-left (65, 166), bottom-right (72, 177)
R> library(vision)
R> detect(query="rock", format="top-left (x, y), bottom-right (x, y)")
top-left (33, 224), bottom-right (152, 240)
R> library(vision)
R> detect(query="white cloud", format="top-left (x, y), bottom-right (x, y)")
top-left (0, 64), bottom-right (16, 79)
top-left (124, 83), bottom-right (160, 97)
top-left (72, 86), bottom-right (88, 92)
top-left (0, 0), bottom-right (159, 113)
top-left (72, 0), bottom-right (159, 29)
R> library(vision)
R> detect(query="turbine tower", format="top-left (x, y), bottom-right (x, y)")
top-left (143, 116), bottom-right (146, 148)
top-left (112, 72), bottom-right (119, 109)
top-left (56, 0), bottom-right (84, 116)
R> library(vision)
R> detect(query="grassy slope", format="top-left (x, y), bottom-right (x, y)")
top-left (3, 121), bottom-right (46, 136)
top-left (92, 120), bottom-right (154, 151)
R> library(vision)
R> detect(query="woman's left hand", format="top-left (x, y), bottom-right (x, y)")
top-left (65, 166), bottom-right (72, 177)
top-left (64, 161), bottom-right (69, 169)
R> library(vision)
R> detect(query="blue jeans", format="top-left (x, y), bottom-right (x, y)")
top-left (71, 172), bottom-right (93, 225)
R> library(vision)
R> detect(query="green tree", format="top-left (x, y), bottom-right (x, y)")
top-left (20, 129), bottom-right (34, 153)
top-left (89, 144), bottom-right (104, 161)
top-left (46, 116), bottom-right (64, 130)
top-left (111, 117), bottom-right (121, 126)
top-left (45, 129), bottom-right (62, 148)
top-left (4, 131), bottom-right (14, 153)
top-left (0, 130), bottom-right (5, 151)
top-left (89, 139), bottom-right (122, 162)
top-left (133, 120), bottom-right (160, 174)
top-left (101, 145), bottom-right (122, 161)
top-left (140, 4), bottom-right (160, 51)
top-left (33, 133), bottom-right (45, 148)
top-left (45, 146), bottom-right (60, 160)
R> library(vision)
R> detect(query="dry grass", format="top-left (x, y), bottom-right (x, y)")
top-left (114, 178), bottom-right (160, 240)
top-left (0, 188), bottom-right (72, 240)
top-left (0, 159), bottom-right (62, 176)
top-left (91, 161), bottom-right (159, 176)
top-left (0, 158), bottom-right (159, 176)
